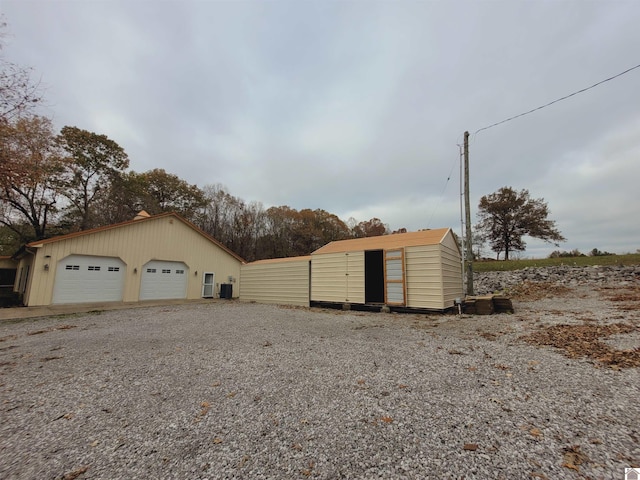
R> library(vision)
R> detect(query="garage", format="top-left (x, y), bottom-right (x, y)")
top-left (52, 255), bottom-right (126, 304)
top-left (139, 260), bottom-right (189, 300)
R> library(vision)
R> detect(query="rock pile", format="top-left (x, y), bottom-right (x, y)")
top-left (474, 264), bottom-right (640, 295)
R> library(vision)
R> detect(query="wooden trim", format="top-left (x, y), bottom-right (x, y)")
top-left (384, 248), bottom-right (406, 306)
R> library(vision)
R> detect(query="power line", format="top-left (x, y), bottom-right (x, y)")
top-left (425, 153), bottom-right (458, 228)
top-left (474, 63), bottom-right (640, 135)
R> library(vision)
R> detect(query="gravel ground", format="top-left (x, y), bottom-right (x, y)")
top-left (1, 284), bottom-right (639, 479)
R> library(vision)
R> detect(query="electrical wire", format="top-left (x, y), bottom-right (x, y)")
top-left (474, 63), bottom-right (640, 135)
top-left (425, 152), bottom-right (459, 228)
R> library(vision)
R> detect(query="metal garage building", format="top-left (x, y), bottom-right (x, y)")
top-left (310, 228), bottom-right (462, 311)
top-left (240, 256), bottom-right (311, 307)
top-left (13, 212), bottom-right (244, 306)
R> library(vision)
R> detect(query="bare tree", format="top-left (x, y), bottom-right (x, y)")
top-left (0, 20), bottom-right (43, 123)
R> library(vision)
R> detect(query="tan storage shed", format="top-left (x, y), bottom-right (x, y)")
top-left (13, 212), bottom-right (244, 306)
top-left (310, 228), bottom-right (462, 312)
top-left (240, 256), bottom-right (311, 307)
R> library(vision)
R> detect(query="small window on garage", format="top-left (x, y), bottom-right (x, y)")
top-left (108, 266), bottom-right (120, 272)
top-left (65, 265), bottom-right (80, 271)
top-left (176, 269), bottom-right (184, 274)
top-left (147, 268), bottom-right (156, 273)
top-left (88, 266), bottom-right (101, 271)
top-left (162, 269), bottom-right (171, 274)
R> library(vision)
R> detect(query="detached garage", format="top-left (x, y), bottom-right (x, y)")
top-left (310, 228), bottom-right (462, 312)
top-left (14, 212), bottom-right (244, 306)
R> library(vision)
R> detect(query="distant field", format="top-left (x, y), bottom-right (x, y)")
top-left (473, 253), bottom-right (640, 272)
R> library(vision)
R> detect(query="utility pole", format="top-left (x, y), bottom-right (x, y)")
top-left (463, 131), bottom-right (474, 296)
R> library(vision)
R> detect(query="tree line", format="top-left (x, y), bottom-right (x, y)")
top-left (1, 21), bottom-right (566, 261)
top-left (0, 22), bottom-right (395, 261)
top-left (0, 117), bottom-right (391, 260)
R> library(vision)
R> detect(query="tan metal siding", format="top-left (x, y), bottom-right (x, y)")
top-left (347, 252), bottom-right (365, 304)
top-left (25, 217), bottom-right (242, 306)
top-left (240, 259), bottom-right (310, 307)
top-left (311, 252), bottom-right (347, 302)
top-left (310, 251), bottom-right (364, 304)
top-left (405, 245), bottom-right (446, 310)
top-left (439, 231), bottom-right (464, 307)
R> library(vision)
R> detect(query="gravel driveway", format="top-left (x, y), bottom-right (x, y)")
top-left (1, 285), bottom-right (639, 479)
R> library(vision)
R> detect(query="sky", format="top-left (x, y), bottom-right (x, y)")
top-left (2, 0), bottom-right (639, 258)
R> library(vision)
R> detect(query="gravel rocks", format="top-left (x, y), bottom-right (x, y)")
top-left (1, 273), bottom-right (639, 479)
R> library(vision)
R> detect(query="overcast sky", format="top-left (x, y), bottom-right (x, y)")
top-left (2, 0), bottom-right (639, 257)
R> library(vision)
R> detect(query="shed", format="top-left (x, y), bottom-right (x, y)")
top-left (240, 256), bottom-right (311, 307)
top-left (310, 228), bottom-right (462, 311)
top-left (13, 212), bottom-right (244, 306)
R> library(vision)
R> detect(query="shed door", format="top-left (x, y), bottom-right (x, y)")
top-left (53, 255), bottom-right (126, 304)
top-left (140, 261), bottom-right (188, 300)
top-left (384, 249), bottom-right (406, 306)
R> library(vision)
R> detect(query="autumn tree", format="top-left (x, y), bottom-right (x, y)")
top-left (0, 116), bottom-right (64, 242)
top-left (135, 168), bottom-right (206, 220)
top-left (0, 20), bottom-right (43, 123)
top-left (197, 184), bottom-right (267, 261)
top-left (351, 217), bottom-right (389, 238)
top-left (476, 186), bottom-right (565, 260)
top-left (56, 126), bottom-right (129, 230)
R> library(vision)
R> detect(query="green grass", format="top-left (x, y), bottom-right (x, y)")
top-left (472, 253), bottom-right (640, 272)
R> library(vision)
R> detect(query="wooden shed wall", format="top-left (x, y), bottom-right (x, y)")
top-left (24, 216), bottom-right (242, 306)
top-left (240, 258), bottom-right (310, 307)
top-left (310, 251), bottom-right (365, 304)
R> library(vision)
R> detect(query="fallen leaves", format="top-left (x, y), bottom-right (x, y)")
top-left (53, 412), bottom-right (75, 421)
top-left (477, 331), bottom-right (498, 341)
top-left (199, 401), bottom-right (211, 416)
top-left (562, 445), bottom-right (588, 472)
top-left (301, 460), bottom-right (315, 477)
top-left (463, 443), bottom-right (478, 451)
top-left (521, 322), bottom-right (640, 368)
top-left (62, 465), bottom-right (90, 480)
top-left (40, 356), bottom-right (63, 362)
top-left (529, 427), bottom-right (543, 438)
top-left (27, 325), bottom-right (77, 336)
top-left (509, 281), bottom-right (573, 301)
top-left (27, 329), bottom-right (48, 336)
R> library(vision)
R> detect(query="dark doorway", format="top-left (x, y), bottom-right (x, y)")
top-left (365, 250), bottom-right (384, 303)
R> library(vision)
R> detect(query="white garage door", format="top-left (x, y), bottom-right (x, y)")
top-left (53, 255), bottom-right (126, 304)
top-left (139, 261), bottom-right (188, 300)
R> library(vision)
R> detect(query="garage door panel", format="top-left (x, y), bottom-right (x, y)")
top-left (53, 255), bottom-right (126, 304)
top-left (139, 261), bottom-right (188, 300)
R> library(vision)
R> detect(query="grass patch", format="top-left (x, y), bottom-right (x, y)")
top-left (473, 253), bottom-right (640, 272)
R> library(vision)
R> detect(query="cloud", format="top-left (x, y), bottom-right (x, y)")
top-left (2, 0), bottom-right (640, 255)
